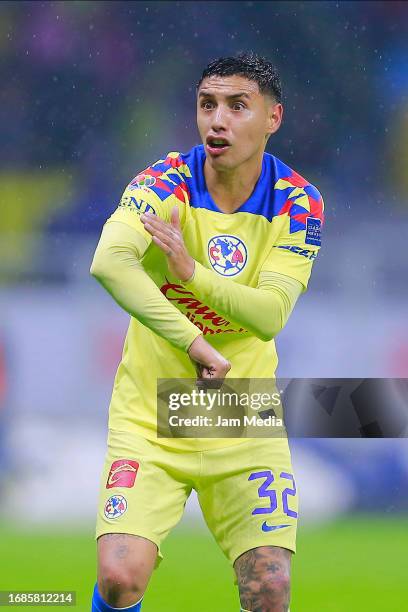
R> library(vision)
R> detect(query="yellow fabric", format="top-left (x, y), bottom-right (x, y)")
top-left (91, 220), bottom-right (301, 347)
top-left (96, 429), bottom-right (297, 564)
top-left (184, 261), bottom-right (302, 342)
top-left (261, 223), bottom-right (319, 291)
top-left (90, 222), bottom-right (201, 352)
top-left (90, 150), bottom-right (322, 450)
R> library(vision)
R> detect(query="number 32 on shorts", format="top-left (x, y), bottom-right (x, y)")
top-left (249, 470), bottom-right (298, 530)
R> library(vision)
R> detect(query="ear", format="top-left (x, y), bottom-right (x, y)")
top-left (266, 101), bottom-right (283, 137)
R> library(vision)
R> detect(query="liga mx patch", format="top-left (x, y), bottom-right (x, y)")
top-left (106, 459), bottom-right (139, 489)
top-left (305, 217), bottom-right (322, 246)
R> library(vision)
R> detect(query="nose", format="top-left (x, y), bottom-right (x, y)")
top-left (211, 105), bottom-right (227, 132)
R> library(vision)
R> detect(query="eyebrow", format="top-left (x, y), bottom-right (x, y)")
top-left (198, 91), bottom-right (251, 100)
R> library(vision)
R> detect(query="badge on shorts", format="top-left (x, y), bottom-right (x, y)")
top-left (305, 217), bottom-right (322, 246)
top-left (104, 495), bottom-right (128, 519)
top-left (106, 459), bottom-right (140, 489)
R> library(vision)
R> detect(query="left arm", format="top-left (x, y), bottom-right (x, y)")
top-left (141, 208), bottom-right (303, 342)
top-left (184, 263), bottom-right (302, 342)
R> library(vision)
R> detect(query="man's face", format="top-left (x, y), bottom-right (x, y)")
top-left (197, 74), bottom-right (282, 171)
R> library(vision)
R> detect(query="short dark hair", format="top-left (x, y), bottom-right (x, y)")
top-left (197, 51), bottom-right (282, 103)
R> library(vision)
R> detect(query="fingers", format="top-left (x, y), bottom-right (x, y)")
top-left (142, 215), bottom-right (177, 241)
top-left (196, 373), bottom-right (225, 391)
top-left (141, 212), bottom-right (178, 237)
top-left (151, 235), bottom-right (173, 256)
top-left (195, 360), bottom-right (231, 390)
top-left (142, 214), bottom-right (182, 255)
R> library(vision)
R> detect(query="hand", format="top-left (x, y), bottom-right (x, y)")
top-left (188, 335), bottom-right (231, 389)
top-left (141, 207), bottom-right (195, 282)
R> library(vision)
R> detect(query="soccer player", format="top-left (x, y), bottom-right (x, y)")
top-left (90, 52), bottom-right (324, 612)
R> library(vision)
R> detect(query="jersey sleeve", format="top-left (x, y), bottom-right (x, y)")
top-left (105, 152), bottom-right (190, 246)
top-left (90, 220), bottom-right (202, 352)
top-left (184, 264), bottom-right (302, 342)
top-left (262, 189), bottom-right (325, 290)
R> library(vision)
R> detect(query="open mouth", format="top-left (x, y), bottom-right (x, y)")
top-left (206, 137), bottom-right (231, 155)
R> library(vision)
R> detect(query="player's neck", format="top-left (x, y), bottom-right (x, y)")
top-left (204, 153), bottom-right (264, 214)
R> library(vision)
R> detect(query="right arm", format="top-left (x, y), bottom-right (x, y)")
top-left (90, 220), bottom-right (230, 380)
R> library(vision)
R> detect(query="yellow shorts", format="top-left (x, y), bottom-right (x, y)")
top-left (96, 429), bottom-right (298, 567)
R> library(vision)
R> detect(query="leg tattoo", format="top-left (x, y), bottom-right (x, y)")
top-left (234, 546), bottom-right (291, 612)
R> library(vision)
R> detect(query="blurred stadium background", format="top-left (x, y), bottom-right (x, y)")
top-left (1, 1), bottom-right (408, 610)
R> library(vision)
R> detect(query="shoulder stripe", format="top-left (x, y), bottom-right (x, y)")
top-left (273, 169), bottom-right (324, 232)
top-left (130, 153), bottom-right (190, 204)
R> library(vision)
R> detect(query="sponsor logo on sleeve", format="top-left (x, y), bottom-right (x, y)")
top-left (106, 459), bottom-right (140, 489)
top-left (305, 217), bottom-right (322, 246)
top-left (119, 195), bottom-right (156, 216)
top-left (275, 245), bottom-right (317, 260)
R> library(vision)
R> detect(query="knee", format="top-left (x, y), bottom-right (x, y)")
top-left (98, 565), bottom-right (145, 607)
top-left (260, 570), bottom-right (291, 600)
top-left (239, 571), bottom-right (291, 611)
top-left (97, 533), bottom-right (157, 607)
top-left (235, 546), bottom-right (292, 611)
